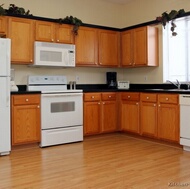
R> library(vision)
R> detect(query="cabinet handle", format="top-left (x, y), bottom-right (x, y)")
top-left (91, 96), bottom-right (95, 99)
top-left (146, 96), bottom-right (149, 99)
top-left (166, 98), bottom-right (169, 101)
top-left (25, 99), bottom-right (29, 102)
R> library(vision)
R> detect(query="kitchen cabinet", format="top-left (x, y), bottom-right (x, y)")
top-left (120, 92), bottom-right (140, 134)
top-left (98, 29), bottom-right (120, 67)
top-left (140, 93), bottom-right (157, 138)
top-left (121, 26), bottom-right (158, 67)
top-left (75, 27), bottom-right (98, 66)
top-left (157, 94), bottom-right (179, 142)
top-left (7, 17), bottom-right (34, 64)
top-left (35, 20), bottom-right (74, 43)
top-left (0, 16), bottom-right (7, 36)
top-left (11, 94), bottom-right (41, 146)
top-left (83, 92), bottom-right (117, 135)
top-left (76, 27), bottom-right (120, 67)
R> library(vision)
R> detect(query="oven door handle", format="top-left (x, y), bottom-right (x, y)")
top-left (42, 93), bottom-right (83, 97)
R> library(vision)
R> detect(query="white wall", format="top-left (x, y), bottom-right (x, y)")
top-left (1, 0), bottom-right (189, 84)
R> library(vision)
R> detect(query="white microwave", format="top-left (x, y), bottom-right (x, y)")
top-left (34, 41), bottom-right (75, 67)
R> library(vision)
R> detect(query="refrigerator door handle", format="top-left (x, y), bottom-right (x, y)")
top-left (6, 77), bottom-right (10, 107)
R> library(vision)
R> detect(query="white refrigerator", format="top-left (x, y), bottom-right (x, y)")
top-left (0, 38), bottom-right (11, 156)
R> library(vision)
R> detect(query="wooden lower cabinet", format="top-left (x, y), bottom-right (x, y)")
top-left (120, 92), bottom-right (140, 134)
top-left (140, 93), bottom-right (157, 138)
top-left (157, 94), bottom-right (179, 142)
top-left (83, 92), bottom-right (117, 136)
top-left (11, 94), bottom-right (41, 146)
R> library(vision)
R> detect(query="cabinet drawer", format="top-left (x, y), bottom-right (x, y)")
top-left (158, 94), bottom-right (179, 104)
top-left (84, 93), bottom-right (101, 102)
top-left (121, 92), bottom-right (140, 101)
top-left (102, 93), bottom-right (116, 101)
top-left (140, 93), bottom-right (157, 102)
top-left (12, 94), bottom-right (40, 105)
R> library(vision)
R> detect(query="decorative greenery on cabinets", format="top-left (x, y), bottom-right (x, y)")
top-left (156, 9), bottom-right (186, 36)
top-left (0, 4), bottom-right (83, 35)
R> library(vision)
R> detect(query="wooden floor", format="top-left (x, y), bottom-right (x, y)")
top-left (1, 133), bottom-right (190, 189)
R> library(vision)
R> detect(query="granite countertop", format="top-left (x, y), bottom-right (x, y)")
top-left (11, 84), bottom-right (190, 94)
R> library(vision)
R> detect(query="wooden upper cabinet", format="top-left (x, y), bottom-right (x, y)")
top-left (35, 20), bottom-right (74, 44)
top-left (75, 26), bottom-right (98, 66)
top-left (121, 26), bottom-right (158, 67)
top-left (35, 21), bottom-right (55, 42)
top-left (55, 24), bottom-right (74, 44)
top-left (7, 17), bottom-right (34, 64)
top-left (0, 16), bottom-right (7, 36)
top-left (98, 29), bottom-right (120, 67)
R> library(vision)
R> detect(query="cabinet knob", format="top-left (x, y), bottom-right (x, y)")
top-left (99, 62), bottom-right (102, 65)
top-left (37, 105), bottom-right (40, 108)
top-left (128, 96), bottom-right (131, 99)
top-left (57, 39), bottom-right (59, 42)
top-left (109, 95), bottom-right (111, 98)
top-left (25, 99), bottom-right (29, 102)
top-left (51, 39), bottom-right (54, 42)
top-left (103, 102), bottom-right (105, 105)
top-left (166, 98), bottom-right (169, 101)
top-left (98, 102), bottom-right (100, 105)
top-left (146, 96), bottom-right (149, 99)
top-left (136, 102), bottom-right (139, 105)
top-left (30, 60), bottom-right (33, 62)
top-left (91, 96), bottom-right (95, 99)
top-left (153, 104), bottom-right (156, 107)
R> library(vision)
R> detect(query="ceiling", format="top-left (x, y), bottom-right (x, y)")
top-left (103, 0), bottom-right (133, 4)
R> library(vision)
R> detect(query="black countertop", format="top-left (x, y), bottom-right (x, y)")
top-left (11, 84), bottom-right (190, 94)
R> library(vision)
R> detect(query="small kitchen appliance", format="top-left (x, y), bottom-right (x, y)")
top-left (106, 72), bottom-right (117, 89)
top-left (117, 81), bottom-right (130, 90)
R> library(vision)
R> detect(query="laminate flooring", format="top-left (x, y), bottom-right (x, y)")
top-left (1, 133), bottom-right (190, 189)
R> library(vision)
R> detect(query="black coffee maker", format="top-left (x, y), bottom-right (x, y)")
top-left (106, 72), bottom-right (117, 89)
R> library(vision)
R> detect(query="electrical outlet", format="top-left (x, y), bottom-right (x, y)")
top-left (144, 76), bottom-right (148, 81)
top-left (76, 76), bottom-right (79, 81)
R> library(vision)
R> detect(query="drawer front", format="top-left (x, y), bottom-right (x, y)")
top-left (140, 93), bottom-right (157, 102)
top-left (84, 93), bottom-right (101, 102)
top-left (121, 92), bottom-right (140, 101)
top-left (158, 94), bottom-right (179, 104)
top-left (102, 93), bottom-right (116, 101)
top-left (12, 94), bottom-right (40, 105)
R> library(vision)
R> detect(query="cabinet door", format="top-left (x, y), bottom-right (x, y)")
top-left (121, 101), bottom-right (140, 134)
top-left (121, 30), bottom-right (133, 67)
top-left (99, 29), bottom-right (119, 67)
top-left (55, 24), bottom-right (74, 44)
top-left (8, 17), bottom-right (34, 64)
top-left (158, 104), bottom-right (179, 142)
top-left (102, 101), bottom-right (117, 133)
top-left (84, 101), bottom-right (101, 135)
top-left (12, 104), bottom-right (40, 145)
top-left (0, 16), bottom-right (7, 35)
top-left (75, 27), bottom-right (98, 66)
top-left (35, 21), bottom-right (55, 42)
top-left (133, 27), bottom-right (147, 66)
top-left (140, 102), bottom-right (157, 138)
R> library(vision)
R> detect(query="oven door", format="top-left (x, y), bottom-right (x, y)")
top-left (41, 93), bottom-right (83, 130)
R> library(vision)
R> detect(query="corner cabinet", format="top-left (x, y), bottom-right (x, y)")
top-left (7, 17), bottom-right (34, 64)
top-left (121, 26), bottom-right (158, 67)
top-left (76, 27), bottom-right (120, 67)
top-left (35, 20), bottom-right (74, 44)
top-left (11, 94), bottom-right (41, 146)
